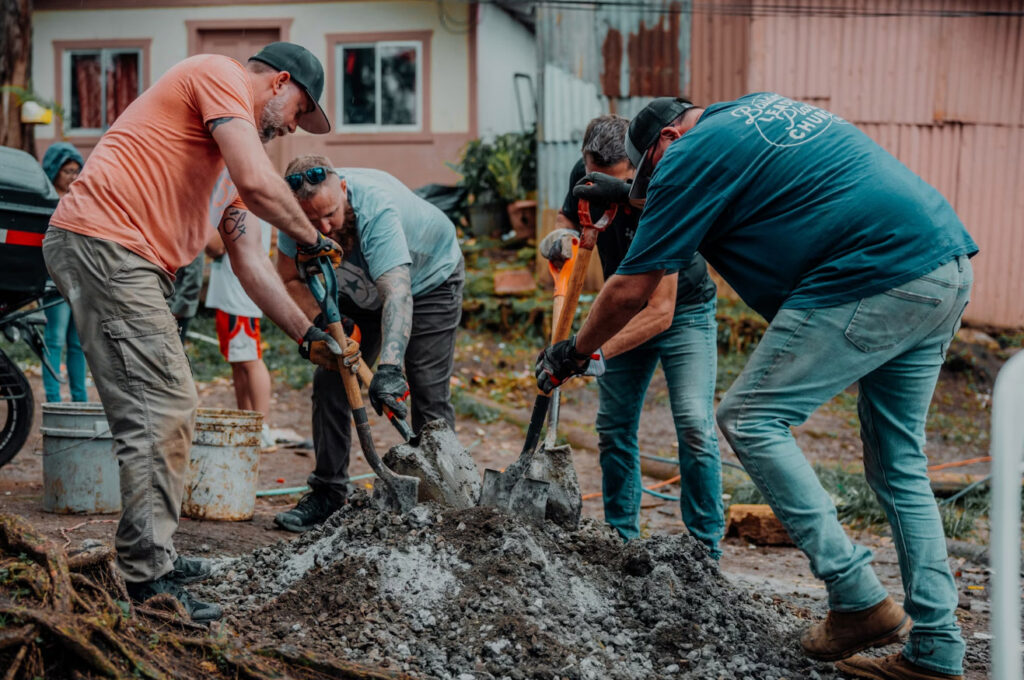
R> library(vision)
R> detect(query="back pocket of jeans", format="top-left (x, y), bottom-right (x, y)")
top-left (844, 288), bottom-right (942, 353)
top-left (102, 313), bottom-right (186, 389)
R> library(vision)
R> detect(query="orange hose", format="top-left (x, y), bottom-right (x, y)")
top-left (582, 474), bottom-right (682, 502)
top-left (927, 456), bottom-right (991, 472)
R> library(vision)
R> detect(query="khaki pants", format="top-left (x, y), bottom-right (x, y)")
top-left (43, 227), bottom-right (198, 584)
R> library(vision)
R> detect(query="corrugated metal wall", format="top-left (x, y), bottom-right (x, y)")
top-left (536, 0), bottom-right (1023, 327)
top-left (747, 0), bottom-right (1024, 327)
top-left (536, 1), bottom-right (693, 286)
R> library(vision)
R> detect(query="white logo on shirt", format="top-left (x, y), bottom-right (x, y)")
top-left (731, 94), bottom-right (846, 147)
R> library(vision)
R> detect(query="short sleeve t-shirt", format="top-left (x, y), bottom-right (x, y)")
top-left (618, 92), bottom-right (978, 321)
top-left (51, 54), bottom-right (255, 274)
top-left (559, 158), bottom-right (715, 307)
top-left (278, 168), bottom-right (463, 310)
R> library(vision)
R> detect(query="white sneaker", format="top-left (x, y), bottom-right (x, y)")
top-left (260, 424), bottom-right (277, 452)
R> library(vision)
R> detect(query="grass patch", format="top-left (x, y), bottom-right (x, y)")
top-left (184, 313), bottom-right (313, 389)
top-left (451, 386), bottom-right (502, 424)
top-left (722, 462), bottom-right (996, 540)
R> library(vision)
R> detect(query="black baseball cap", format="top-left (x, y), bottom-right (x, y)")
top-left (625, 97), bottom-right (693, 204)
top-left (249, 42), bottom-right (330, 134)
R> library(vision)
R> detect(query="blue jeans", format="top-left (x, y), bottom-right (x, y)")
top-left (42, 297), bottom-right (88, 403)
top-left (596, 298), bottom-right (724, 557)
top-left (716, 257), bottom-right (971, 676)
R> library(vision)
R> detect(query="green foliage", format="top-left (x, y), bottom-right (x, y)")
top-left (451, 386), bottom-right (501, 424)
top-left (449, 127), bottom-right (537, 206)
top-left (0, 84), bottom-right (66, 120)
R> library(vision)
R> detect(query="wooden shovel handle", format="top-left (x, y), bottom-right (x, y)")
top-left (326, 322), bottom-right (364, 408)
top-left (551, 239), bottom-right (596, 345)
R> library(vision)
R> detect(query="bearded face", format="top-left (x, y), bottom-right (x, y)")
top-left (258, 88), bottom-right (291, 144)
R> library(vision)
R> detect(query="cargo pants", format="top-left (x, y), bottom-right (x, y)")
top-left (43, 227), bottom-right (197, 584)
top-left (308, 262), bottom-right (464, 502)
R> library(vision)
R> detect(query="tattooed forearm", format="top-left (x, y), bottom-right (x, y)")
top-left (376, 264), bottom-right (413, 366)
top-left (220, 208), bottom-right (248, 242)
top-left (207, 117), bottom-right (235, 132)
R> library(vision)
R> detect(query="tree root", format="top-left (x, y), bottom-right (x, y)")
top-left (0, 512), bottom-right (403, 680)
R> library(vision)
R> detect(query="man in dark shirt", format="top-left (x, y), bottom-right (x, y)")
top-left (555, 114), bottom-right (722, 556)
top-left (538, 95), bottom-right (976, 680)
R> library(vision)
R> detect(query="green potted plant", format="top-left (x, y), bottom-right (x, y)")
top-left (490, 130), bottom-right (537, 240)
top-left (450, 138), bottom-right (505, 238)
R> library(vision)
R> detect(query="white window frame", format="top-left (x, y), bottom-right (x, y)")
top-left (335, 40), bottom-right (422, 133)
top-left (62, 47), bottom-right (143, 135)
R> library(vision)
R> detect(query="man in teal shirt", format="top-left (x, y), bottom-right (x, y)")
top-left (537, 94), bottom-right (976, 680)
top-left (276, 155), bottom-right (464, 532)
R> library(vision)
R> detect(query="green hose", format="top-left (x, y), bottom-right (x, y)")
top-left (255, 472), bottom-right (376, 497)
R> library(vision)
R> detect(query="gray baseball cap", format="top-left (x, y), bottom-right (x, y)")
top-left (250, 42), bottom-right (330, 134)
top-left (625, 97), bottom-right (693, 204)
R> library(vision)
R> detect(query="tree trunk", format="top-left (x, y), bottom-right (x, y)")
top-left (0, 0), bottom-right (35, 155)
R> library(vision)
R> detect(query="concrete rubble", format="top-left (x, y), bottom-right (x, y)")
top-left (197, 491), bottom-right (849, 680)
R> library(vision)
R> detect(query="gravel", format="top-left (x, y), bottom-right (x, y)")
top-left (197, 492), bottom-right (849, 679)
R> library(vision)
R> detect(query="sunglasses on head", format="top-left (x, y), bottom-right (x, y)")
top-left (285, 166), bottom-right (333, 192)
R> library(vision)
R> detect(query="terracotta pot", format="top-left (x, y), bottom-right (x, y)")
top-left (506, 199), bottom-right (537, 240)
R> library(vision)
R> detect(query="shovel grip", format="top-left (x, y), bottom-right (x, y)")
top-left (327, 322), bottom-right (364, 408)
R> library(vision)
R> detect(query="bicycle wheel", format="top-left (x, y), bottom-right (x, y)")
top-left (0, 350), bottom-right (34, 469)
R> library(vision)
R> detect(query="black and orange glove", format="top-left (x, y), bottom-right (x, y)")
top-left (295, 233), bottom-right (343, 280)
top-left (368, 364), bottom-right (410, 420)
top-left (535, 335), bottom-right (591, 393)
top-left (298, 325), bottom-right (343, 371)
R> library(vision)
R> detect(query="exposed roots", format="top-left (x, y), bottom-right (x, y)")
top-left (0, 513), bottom-right (410, 680)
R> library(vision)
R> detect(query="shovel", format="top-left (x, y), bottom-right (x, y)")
top-left (479, 199), bottom-right (616, 522)
top-left (302, 256), bottom-right (419, 513)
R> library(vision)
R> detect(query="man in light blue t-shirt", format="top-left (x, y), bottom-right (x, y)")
top-left (536, 95), bottom-right (976, 680)
top-left (274, 155), bottom-right (464, 533)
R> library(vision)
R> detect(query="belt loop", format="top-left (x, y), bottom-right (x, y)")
top-left (957, 255), bottom-right (964, 272)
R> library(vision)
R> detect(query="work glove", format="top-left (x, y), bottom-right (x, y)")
top-left (535, 335), bottom-right (592, 393)
top-left (538, 227), bottom-right (579, 269)
top-left (369, 363), bottom-right (410, 420)
top-left (312, 311), bottom-right (361, 344)
top-left (295, 233), bottom-right (343, 281)
top-left (573, 172), bottom-right (632, 206)
top-left (298, 325), bottom-right (343, 372)
top-left (583, 347), bottom-right (606, 377)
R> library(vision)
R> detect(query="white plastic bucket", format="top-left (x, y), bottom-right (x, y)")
top-left (182, 408), bottom-right (262, 521)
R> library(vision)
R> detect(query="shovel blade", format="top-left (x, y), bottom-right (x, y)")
top-left (509, 477), bottom-right (550, 522)
top-left (375, 474), bottom-right (420, 514)
top-left (479, 467), bottom-right (513, 510)
top-left (480, 468), bottom-right (550, 522)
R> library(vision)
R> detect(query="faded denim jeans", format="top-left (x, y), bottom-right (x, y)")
top-left (42, 297), bottom-right (88, 402)
top-left (717, 257), bottom-right (972, 676)
top-left (596, 298), bottom-right (724, 557)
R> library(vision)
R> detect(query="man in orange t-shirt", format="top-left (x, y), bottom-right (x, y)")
top-left (43, 42), bottom-right (342, 622)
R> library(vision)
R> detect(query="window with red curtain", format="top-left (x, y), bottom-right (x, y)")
top-left (336, 40), bottom-right (421, 131)
top-left (66, 48), bottom-right (141, 133)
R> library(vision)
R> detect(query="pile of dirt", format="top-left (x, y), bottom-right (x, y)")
top-left (198, 493), bottom-right (844, 680)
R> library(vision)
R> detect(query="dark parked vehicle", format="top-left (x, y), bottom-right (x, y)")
top-left (0, 146), bottom-right (62, 468)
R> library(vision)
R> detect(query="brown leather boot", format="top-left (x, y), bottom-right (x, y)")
top-left (800, 596), bottom-right (912, 661)
top-left (836, 652), bottom-right (963, 679)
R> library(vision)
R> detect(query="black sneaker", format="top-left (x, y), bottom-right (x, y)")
top-left (273, 490), bottom-right (342, 533)
top-left (126, 576), bottom-right (223, 623)
top-left (170, 555), bottom-right (212, 584)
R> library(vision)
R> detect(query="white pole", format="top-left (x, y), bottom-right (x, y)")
top-left (990, 350), bottom-right (1024, 680)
